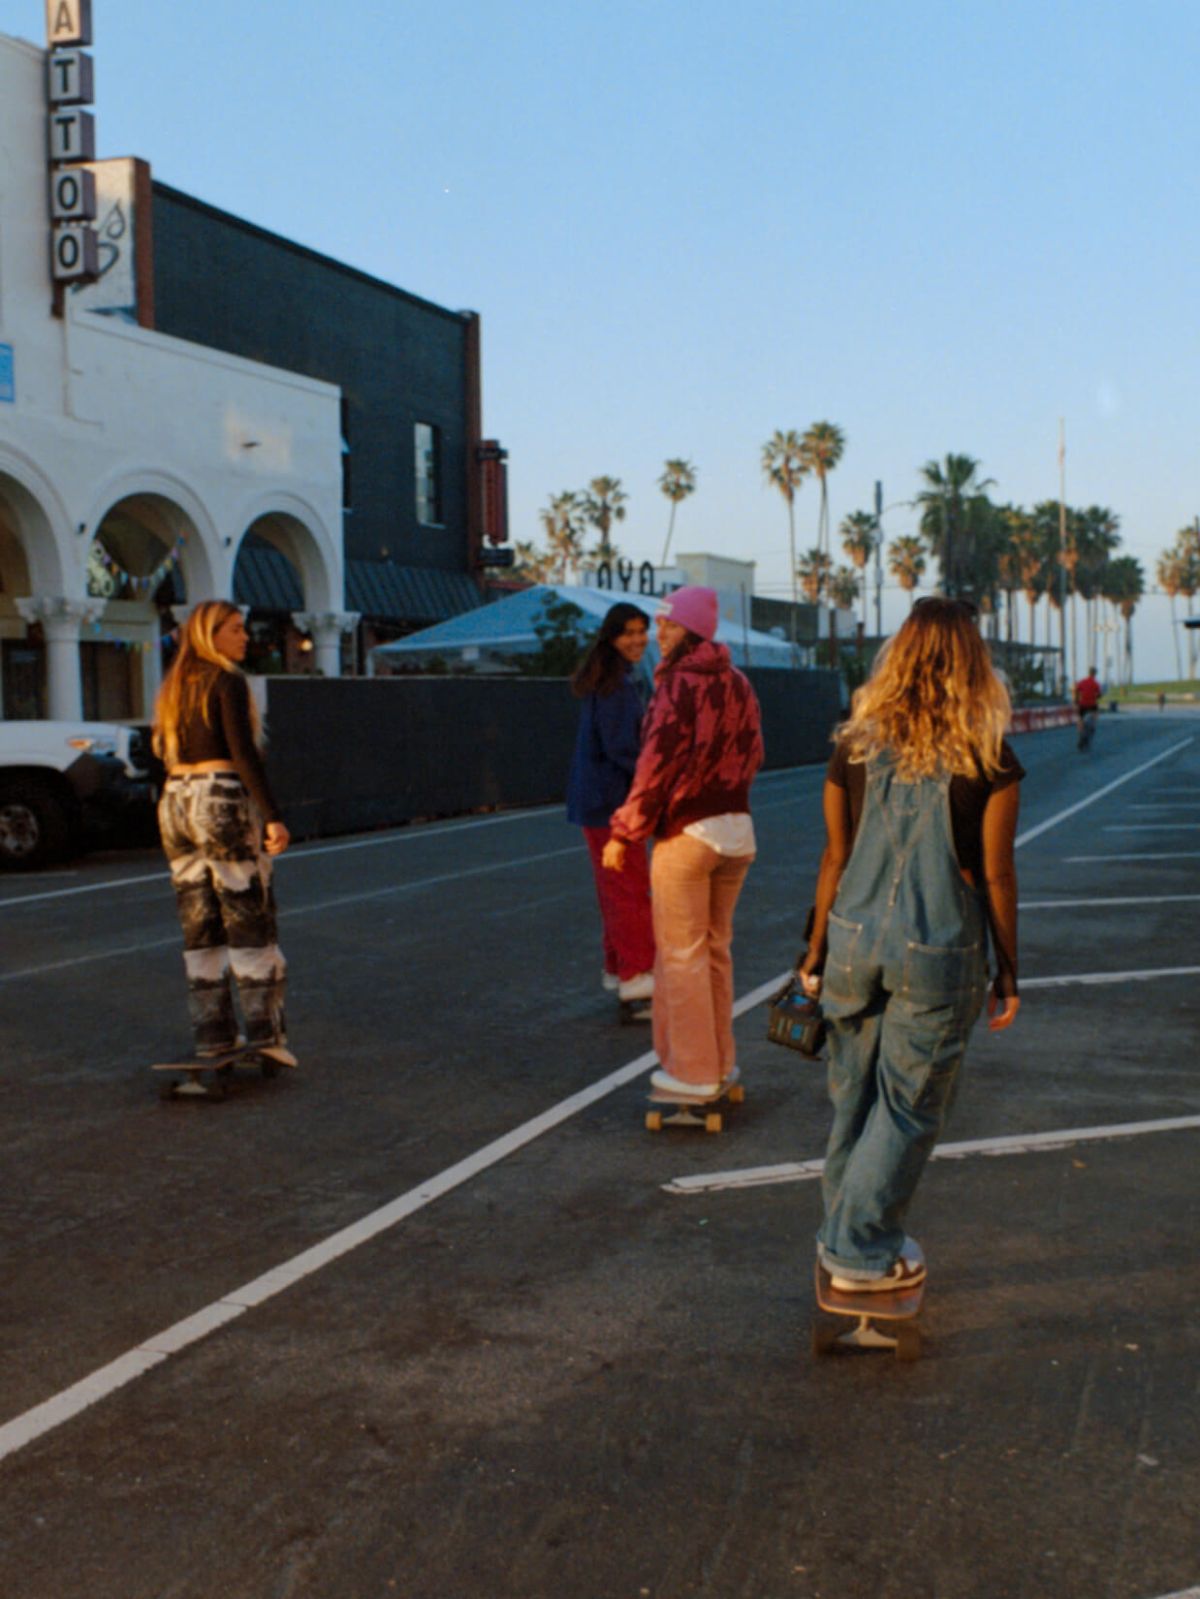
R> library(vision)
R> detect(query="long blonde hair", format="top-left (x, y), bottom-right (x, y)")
top-left (840, 597), bottom-right (1010, 780)
top-left (153, 600), bottom-right (259, 770)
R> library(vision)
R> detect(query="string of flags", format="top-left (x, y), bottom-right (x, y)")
top-left (89, 530), bottom-right (188, 596)
top-left (85, 629), bottom-right (157, 653)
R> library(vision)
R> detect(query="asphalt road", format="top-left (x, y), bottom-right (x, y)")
top-left (1, 710), bottom-right (1198, 1599)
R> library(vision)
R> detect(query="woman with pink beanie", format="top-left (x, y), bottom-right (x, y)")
top-left (603, 586), bottom-right (764, 1097)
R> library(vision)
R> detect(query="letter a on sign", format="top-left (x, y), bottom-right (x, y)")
top-left (46, 0), bottom-right (92, 47)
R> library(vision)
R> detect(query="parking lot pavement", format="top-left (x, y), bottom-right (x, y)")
top-left (0, 716), bottom-right (1197, 1599)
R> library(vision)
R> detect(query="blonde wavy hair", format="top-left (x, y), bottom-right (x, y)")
top-left (152, 600), bottom-right (260, 770)
top-left (840, 597), bottom-right (1010, 780)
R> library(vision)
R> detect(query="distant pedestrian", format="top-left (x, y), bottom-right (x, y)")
top-left (799, 596), bottom-right (1022, 1291)
top-left (1158, 690), bottom-right (1167, 712)
top-left (566, 602), bottom-right (656, 1008)
top-left (604, 586), bottom-right (764, 1096)
top-left (152, 601), bottom-right (294, 1065)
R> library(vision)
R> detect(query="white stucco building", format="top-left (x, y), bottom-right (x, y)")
top-left (0, 28), bottom-right (352, 720)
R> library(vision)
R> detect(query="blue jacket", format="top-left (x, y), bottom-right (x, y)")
top-left (566, 672), bottom-right (646, 827)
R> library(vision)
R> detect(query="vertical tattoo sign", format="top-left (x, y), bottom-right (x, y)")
top-left (46, 0), bottom-right (99, 296)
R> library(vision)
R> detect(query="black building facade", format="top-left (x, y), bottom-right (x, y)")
top-left (150, 183), bottom-right (496, 637)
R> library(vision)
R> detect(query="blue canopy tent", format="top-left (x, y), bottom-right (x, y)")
top-left (369, 584), bottom-right (799, 673)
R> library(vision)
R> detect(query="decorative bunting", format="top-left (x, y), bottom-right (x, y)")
top-left (90, 530), bottom-right (188, 596)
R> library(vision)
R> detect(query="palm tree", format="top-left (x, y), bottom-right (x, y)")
top-left (888, 535), bottom-right (926, 606)
top-left (1074, 506), bottom-right (1121, 671)
top-left (539, 491), bottom-right (586, 583)
top-left (512, 540), bottom-right (557, 584)
top-left (796, 548), bottom-right (832, 605)
top-left (581, 476), bottom-right (628, 565)
top-left (1102, 555), bottom-right (1145, 687)
top-left (839, 510), bottom-right (876, 633)
top-left (762, 430), bottom-right (809, 662)
top-left (915, 454), bottom-right (995, 600)
top-left (1156, 549), bottom-right (1185, 681)
top-left (658, 459), bottom-right (697, 566)
top-left (1174, 526), bottom-right (1200, 679)
top-left (802, 422), bottom-right (846, 660)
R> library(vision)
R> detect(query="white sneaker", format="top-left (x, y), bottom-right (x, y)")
top-left (650, 1069), bottom-right (720, 1098)
top-left (602, 971), bottom-right (620, 992)
top-left (619, 971), bottom-right (654, 1002)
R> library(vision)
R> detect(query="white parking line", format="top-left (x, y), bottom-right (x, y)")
top-left (1064, 852), bottom-right (1200, 863)
top-left (663, 1114), bottom-right (1200, 1196)
top-left (0, 969), bottom-right (783, 1465)
top-left (0, 762), bottom-right (825, 912)
top-left (1104, 823), bottom-right (1200, 831)
top-left (1014, 738), bottom-right (1194, 847)
top-left (1019, 894), bottom-right (1200, 909)
top-left (0, 741), bottom-right (1192, 1460)
top-left (0, 846), bottom-right (584, 982)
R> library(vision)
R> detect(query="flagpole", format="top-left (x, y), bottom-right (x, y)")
top-left (1058, 418), bottom-right (1070, 693)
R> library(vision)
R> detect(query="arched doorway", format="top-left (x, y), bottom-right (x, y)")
top-left (0, 468), bottom-right (66, 719)
top-left (85, 493), bottom-right (198, 719)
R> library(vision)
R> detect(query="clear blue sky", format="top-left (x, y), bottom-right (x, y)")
top-left (6, 0), bottom-right (1199, 678)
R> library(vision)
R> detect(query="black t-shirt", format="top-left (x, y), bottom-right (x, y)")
top-left (826, 737), bottom-right (1025, 880)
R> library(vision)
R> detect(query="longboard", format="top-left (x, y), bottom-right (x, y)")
top-left (152, 1044), bottom-right (296, 1100)
top-left (812, 1241), bottom-right (925, 1361)
top-left (645, 1066), bottom-right (744, 1134)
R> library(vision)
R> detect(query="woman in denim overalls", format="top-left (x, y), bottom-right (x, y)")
top-left (800, 599), bottom-right (1022, 1292)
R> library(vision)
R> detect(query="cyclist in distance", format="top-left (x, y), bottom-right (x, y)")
top-left (1074, 665), bottom-right (1103, 750)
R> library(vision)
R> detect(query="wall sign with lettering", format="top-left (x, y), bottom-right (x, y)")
top-left (45, 0), bottom-right (99, 294)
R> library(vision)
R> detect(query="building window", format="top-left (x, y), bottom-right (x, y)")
top-left (415, 422), bottom-right (443, 526)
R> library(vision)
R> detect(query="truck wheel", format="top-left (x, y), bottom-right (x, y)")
top-left (0, 777), bottom-right (73, 870)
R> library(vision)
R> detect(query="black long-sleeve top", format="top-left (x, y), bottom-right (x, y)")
top-left (175, 668), bottom-right (282, 822)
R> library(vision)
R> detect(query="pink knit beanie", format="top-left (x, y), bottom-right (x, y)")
top-left (658, 585), bottom-right (719, 641)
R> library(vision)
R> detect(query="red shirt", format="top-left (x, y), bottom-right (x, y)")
top-left (1075, 675), bottom-right (1102, 710)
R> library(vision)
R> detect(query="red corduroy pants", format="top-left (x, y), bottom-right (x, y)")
top-left (583, 826), bottom-right (656, 980)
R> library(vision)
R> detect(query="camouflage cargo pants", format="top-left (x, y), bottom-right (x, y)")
top-left (158, 771), bottom-right (288, 1057)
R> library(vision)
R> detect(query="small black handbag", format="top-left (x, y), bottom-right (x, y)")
top-left (766, 958), bottom-right (827, 1059)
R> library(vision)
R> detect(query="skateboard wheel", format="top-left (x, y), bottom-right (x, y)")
top-left (645, 1111), bottom-right (664, 1132)
top-left (704, 1112), bottom-right (723, 1134)
top-left (728, 1083), bottom-right (746, 1104)
top-left (894, 1324), bottom-right (922, 1362)
top-left (812, 1322), bottom-right (837, 1356)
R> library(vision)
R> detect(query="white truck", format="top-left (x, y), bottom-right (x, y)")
top-left (0, 720), bottom-right (155, 870)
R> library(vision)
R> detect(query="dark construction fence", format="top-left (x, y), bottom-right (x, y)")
top-left (261, 669), bottom-right (843, 841)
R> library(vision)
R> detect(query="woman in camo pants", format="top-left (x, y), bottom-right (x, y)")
top-left (153, 601), bottom-right (293, 1063)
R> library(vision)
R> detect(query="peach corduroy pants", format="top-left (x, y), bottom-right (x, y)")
top-left (650, 833), bottom-right (754, 1086)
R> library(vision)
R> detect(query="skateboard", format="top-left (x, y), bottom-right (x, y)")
top-left (812, 1242), bottom-right (925, 1361)
top-left (152, 1043), bottom-right (296, 1100)
top-left (619, 994), bottom-right (653, 1025)
top-left (645, 1066), bottom-right (744, 1133)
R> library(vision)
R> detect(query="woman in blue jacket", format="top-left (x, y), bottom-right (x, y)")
top-left (566, 602), bottom-right (655, 1007)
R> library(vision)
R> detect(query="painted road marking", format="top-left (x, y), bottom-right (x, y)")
top-left (0, 970), bottom-right (783, 1464)
top-left (0, 740), bottom-right (1193, 1457)
top-left (1021, 966), bottom-right (1200, 988)
top-left (663, 1114), bottom-right (1200, 1196)
top-left (1, 846), bottom-right (584, 983)
top-left (1014, 737), bottom-right (1194, 848)
top-left (1103, 823), bottom-right (1200, 831)
top-left (1064, 852), bottom-right (1200, 863)
top-left (0, 762), bottom-right (825, 911)
top-left (1018, 894), bottom-right (1200, 909)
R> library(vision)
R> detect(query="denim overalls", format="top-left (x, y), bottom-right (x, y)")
top-left (817, 755), bottom-right (988, 1279)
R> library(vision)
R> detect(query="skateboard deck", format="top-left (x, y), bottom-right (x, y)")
top-left (619, 996), bottom-right (653, 1025)
top-left (152, 1045), bottom-right (295, 1100)
top-left (645, 1066), bottom-right (744, 1133)
top-left (812, 1242), bottom-right (925, 1361)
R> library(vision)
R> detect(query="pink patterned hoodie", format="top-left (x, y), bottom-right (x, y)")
top-left (609, 640), bottom-right (765, 844)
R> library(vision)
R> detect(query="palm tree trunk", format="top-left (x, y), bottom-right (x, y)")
top-left (787, 497), bottom-right (798, 667)
top-left (660, 501), bottom-right (678, 569)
